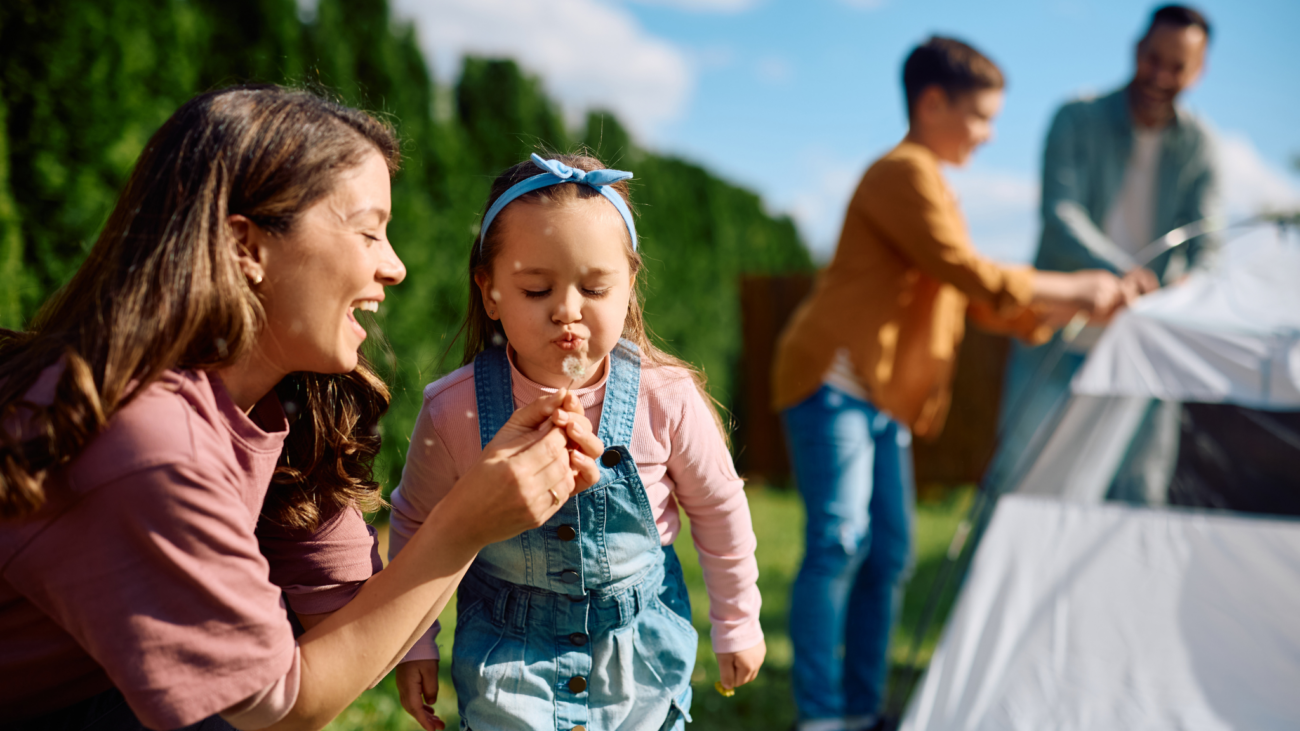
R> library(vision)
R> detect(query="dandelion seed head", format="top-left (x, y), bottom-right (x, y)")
top-left (562, 355), bottom-right (587, 380)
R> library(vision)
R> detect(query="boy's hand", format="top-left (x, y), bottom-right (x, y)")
top-left (396, 659), bottom-right (445, 731)
top-left (716, 639), bottom-right (767, 692)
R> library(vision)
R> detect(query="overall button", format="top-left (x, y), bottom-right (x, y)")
top-left (601, 449), bottom-right (622, 468)
top-left (560, 570), bottom-right (580, 584)
top-left (569, 632), bottom-right (589, 646)
top-left (557, 524), bottom-right (577, 541)
top-left (568, 676), bottom-right (587, 693)
top-left (573, 727), bottom-right (587, 731)
top-left (567, 594), bottom-right (585, 603)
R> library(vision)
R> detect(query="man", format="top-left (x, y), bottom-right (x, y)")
top-left (995, 5), bottom-right (1219, 501)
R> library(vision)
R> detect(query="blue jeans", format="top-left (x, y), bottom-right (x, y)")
top-left (782, 385), bottom-right (914, 722)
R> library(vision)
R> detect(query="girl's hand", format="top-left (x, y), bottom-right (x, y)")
top-left (396, 660), bottom-right (444, 731)
top-left (440, 393), bottom-right (601, 549)
top-left (716, 639), bottom-right (766, 692)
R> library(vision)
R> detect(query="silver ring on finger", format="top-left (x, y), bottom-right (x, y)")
top-left (548, 488), bottom-right (561, 506)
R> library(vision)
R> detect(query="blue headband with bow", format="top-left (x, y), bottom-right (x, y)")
top-left (478, 153), bottom-right (638, 251)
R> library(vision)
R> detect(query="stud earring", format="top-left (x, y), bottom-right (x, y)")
top-left (250, 272), bottom-right (263, 285)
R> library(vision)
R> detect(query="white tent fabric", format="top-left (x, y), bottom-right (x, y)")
top-left (1074, 225), bottom-right (1300, 408)
top-left (901, 496), bottom-right (1300, 731)
top-left (1008, 225), bottom-right (1300, 502)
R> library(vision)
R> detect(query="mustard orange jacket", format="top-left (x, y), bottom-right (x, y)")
top-left (772, 141), bottom-right (1052, 438)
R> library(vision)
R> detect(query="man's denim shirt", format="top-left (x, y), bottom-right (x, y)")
top-left (1035, 85), bottom-right (1220, 282)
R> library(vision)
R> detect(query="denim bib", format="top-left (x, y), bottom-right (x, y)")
top-left (453, 340), bottom-right (696, 731)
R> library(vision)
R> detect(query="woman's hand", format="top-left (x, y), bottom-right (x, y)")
top-left (552, 389), bottom-right (602, 464)
top-left (716, 639), bottom-right (766, 692)
top-left (438, 392), bottom-right (603, 550)
top-left (396, 660), bottom-right (444, 731)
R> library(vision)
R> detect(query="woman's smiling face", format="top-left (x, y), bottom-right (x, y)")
top-left (250, 149), bottom-right (406, 376)
top-left (478, 196), bottom-right (634, 389)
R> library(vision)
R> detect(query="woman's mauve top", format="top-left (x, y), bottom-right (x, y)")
top-left (772, 141), bottom-right (1053, 438)
top-left (0, 367), bottom-right (381, 728)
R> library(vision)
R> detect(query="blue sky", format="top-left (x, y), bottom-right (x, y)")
top-left (393, 0), bottom-right (1300, 262)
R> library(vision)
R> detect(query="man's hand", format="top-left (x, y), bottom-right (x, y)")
top-left (1122, 266), bottom-right (1159, 301)
top-left (396, 660), bottom-right (445, 731)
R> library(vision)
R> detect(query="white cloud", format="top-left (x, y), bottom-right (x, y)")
top-left (627, 0), bottom-right (759, 11)
top-left (1215, 131), bottom-right (1300, 219)
top-left (391, 0), bottom-right (693, 139)
top-left (755, 55), bottom-right (794, 85)
top-left (785, 156), bottom-right (864, 262)
top-left (947, 167), bottom-right (1040, 263)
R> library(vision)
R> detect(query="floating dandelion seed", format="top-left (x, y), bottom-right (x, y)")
top-left (423, 438), bottom-right (434, 447)
top-left (562, 353), bottom-right (589, 390)
top-left (513, 260), bottom-right (522, 270)
top-left (491, 332), bottom-right (506, 347)
top-left (562, 355), bottom-right (586, 381)
top-left (490, 289), bottom-right (501, 302)
top-left (557, 304), bottom-right (567, 316)
top-left (215, 338), bottom-right (229, 359)
top-left (283, 400), bottom-right (299, 416)
top-left (466, 410), bottom-right (475, 419)
top-left (290, 319), bottom-right (304, 334)
top-left (579, 265), bottom-right (589, 275)
top-left (369, 424), bottom-right (381, 437)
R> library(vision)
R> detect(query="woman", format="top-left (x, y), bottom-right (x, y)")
top-left (0, 85), bottom-right (603, 731)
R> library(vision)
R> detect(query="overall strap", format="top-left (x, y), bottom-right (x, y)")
top-left (473, 346), bottom-right (515, 450)
top-left (597, 339), bottom-right (642, 449)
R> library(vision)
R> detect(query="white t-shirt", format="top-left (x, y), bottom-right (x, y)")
top-left (1104, 127), bottom-right (1164, 255)
top-left (1072, 127), bottom-right (1164, 352)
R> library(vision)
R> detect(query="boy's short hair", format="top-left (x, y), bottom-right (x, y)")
top-left (902, 36), bottom-right (1004, 120)
top-left (1143, 4), bottom-right (1211, 43)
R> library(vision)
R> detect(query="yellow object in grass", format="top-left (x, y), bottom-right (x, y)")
top-left (714, 681), bottom-right (734, 697)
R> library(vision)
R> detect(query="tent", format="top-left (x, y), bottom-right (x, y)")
top-left (900, 223), bottom-right (1300, 730)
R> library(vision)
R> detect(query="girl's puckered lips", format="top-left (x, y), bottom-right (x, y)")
top-left (553, 332), bottom-right (585, 351)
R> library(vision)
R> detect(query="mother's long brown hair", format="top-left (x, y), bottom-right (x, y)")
top-left (0, 85), bottom-right (398, 528)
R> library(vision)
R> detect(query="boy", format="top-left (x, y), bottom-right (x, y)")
top-left (772, 37), bottom-right (1129, 731)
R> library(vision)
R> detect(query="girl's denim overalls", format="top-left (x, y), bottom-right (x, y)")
top-left (453, 341), bottom-right (697, 731)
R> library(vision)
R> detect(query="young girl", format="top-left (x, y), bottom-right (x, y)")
top-left (388, 153), bottom-right (766, 731)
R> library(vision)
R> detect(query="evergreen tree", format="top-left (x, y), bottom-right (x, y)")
top-left (0, 89), bottom-right (22, 330)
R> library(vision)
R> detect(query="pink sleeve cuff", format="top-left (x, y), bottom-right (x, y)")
top-left (710, 618), bottom-right (765, 655)
top-left (400, 619), bottom-right (442, 663)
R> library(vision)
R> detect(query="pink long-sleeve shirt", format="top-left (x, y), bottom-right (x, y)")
top-left (389, 350), bottom-right (763, 660)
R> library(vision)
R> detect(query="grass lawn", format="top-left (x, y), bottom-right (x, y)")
top-left (328, 484), bottom-right (974, 731)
